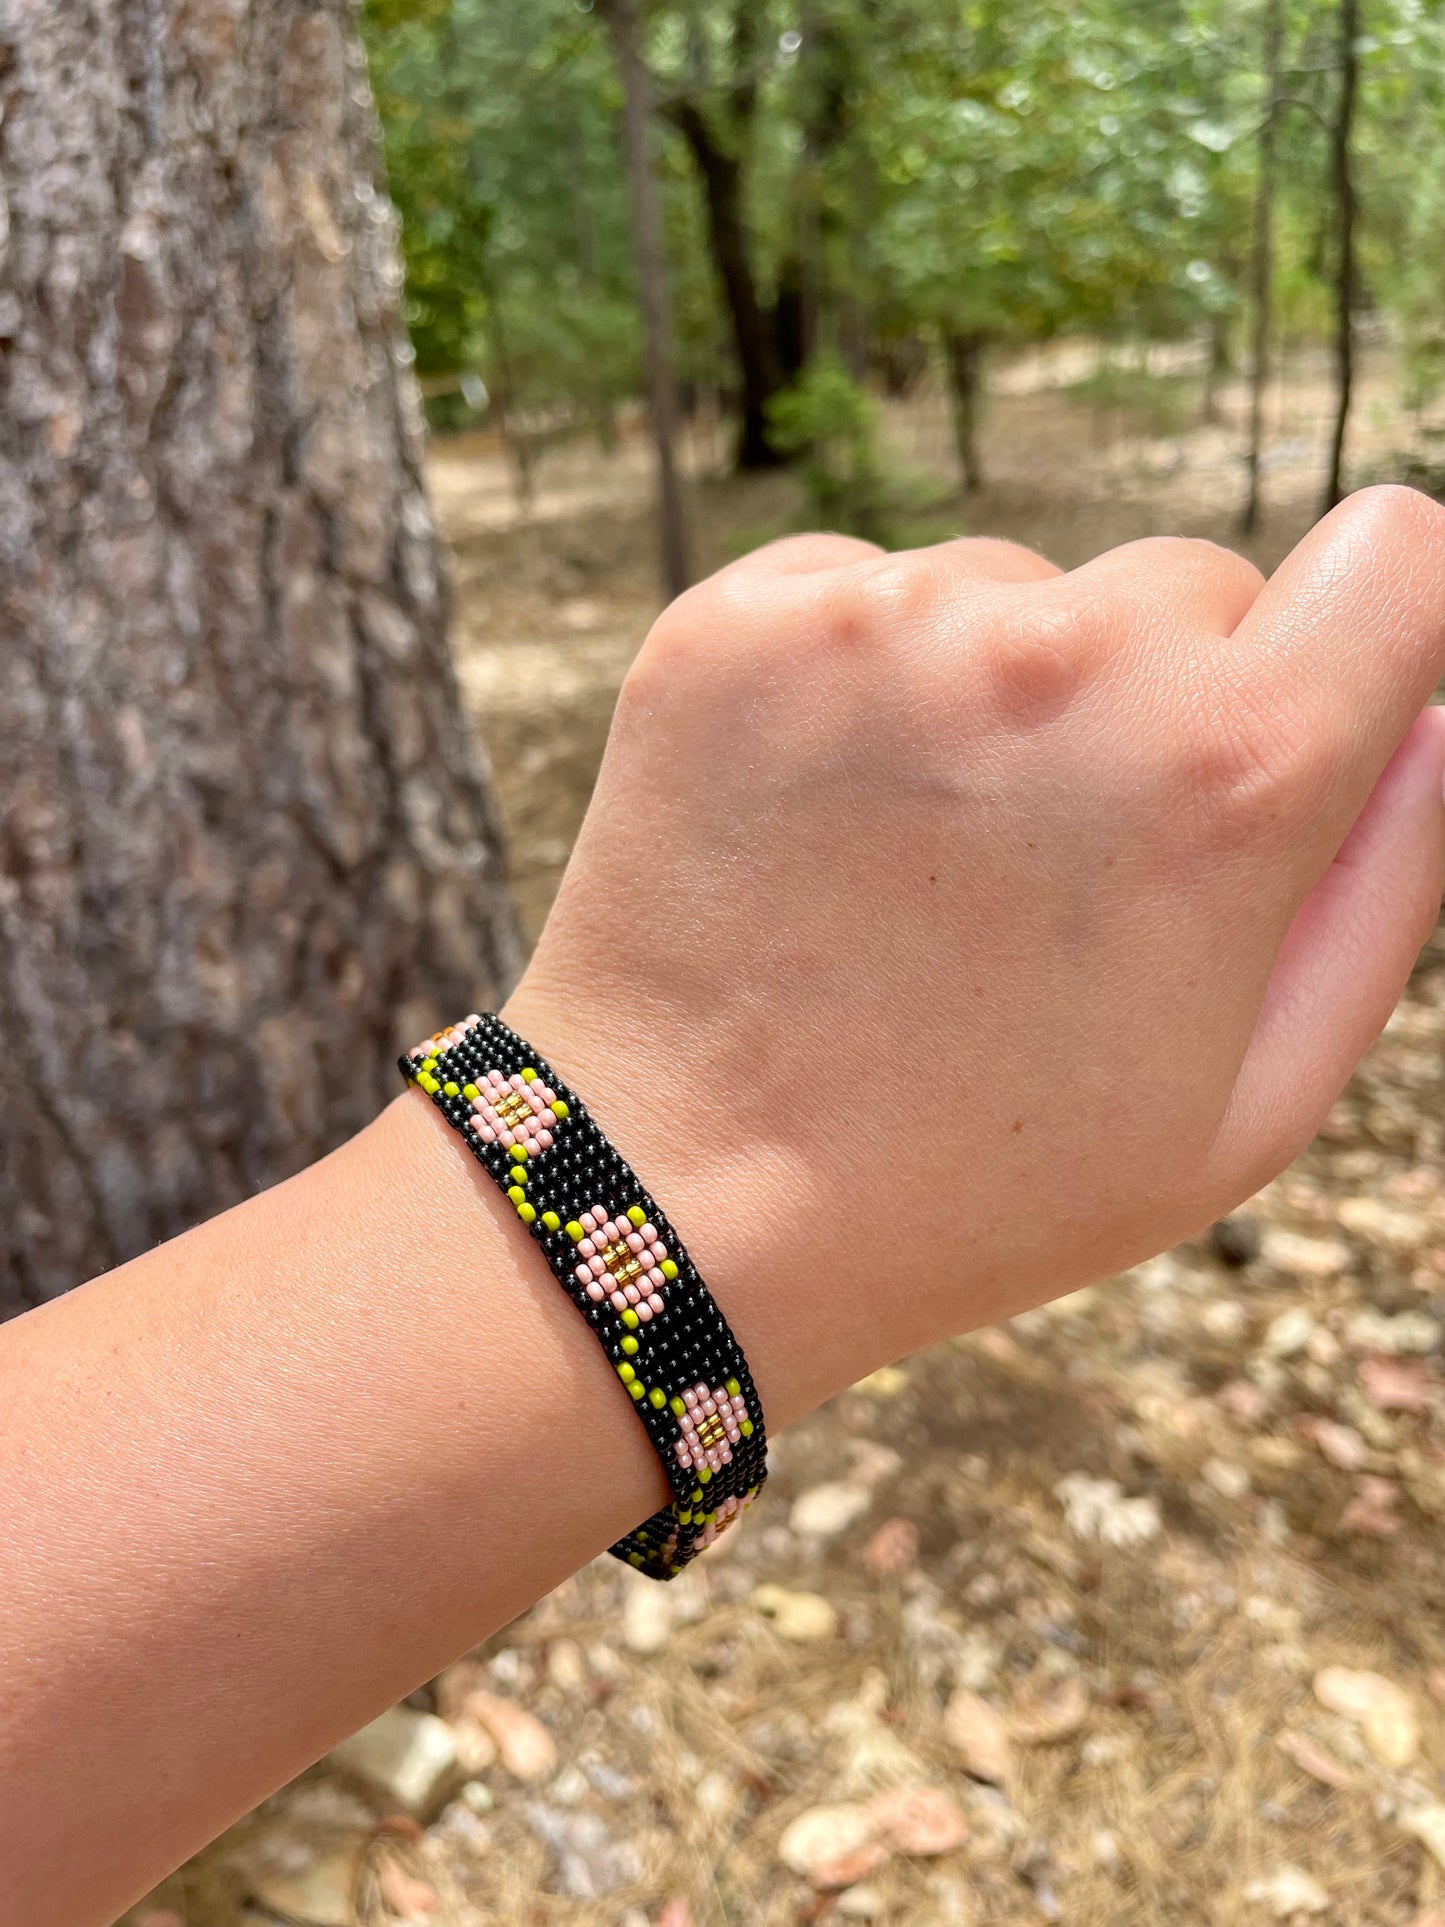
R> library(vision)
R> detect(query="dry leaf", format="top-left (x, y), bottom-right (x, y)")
top-left (378, 1856), bottom-right (439, 1919)
top-left (944, 1687), bottom-right (1013, 1783)
top-left (861, 1517), bottom-right (919, 1577)
top-left (1359, 1356), bottom-right (1436, 1412)
top-left (1276, 1729), bottom-right (1354, 1790)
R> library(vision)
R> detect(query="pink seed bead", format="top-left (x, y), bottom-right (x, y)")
top-left (574, 1262), bottom-right (593, 1284)
top-left (499, 1130), bottom-right (514, 1148)
top-left (623, 1284), bottom-right (639, 1305)
top-left (647, 1294), bottom-right (664, 1315)
top-left (639, 1221), bottom-right (656, 1242)
top-left (649, 1242), bottom-right (666, 1264)
top-left (578, 1238), bottom-right (596, 1258)
top-left (581, 1209), bottom-right (599, 1231)
top-left (585, 1282), bottom-right (604, 1302)
top-left (509, 1073), bottom-right (525, 1091)
top-left (683, 1390), bottom-right (698, 1409)
top-left (636, 1302), bottom-right (652, 1322)
top-left (626, 1232), bottom-right (645, 1253)
top-left (487, 1069), bottom-right (504, 1086)
top-left (610, 1291), bottom-right (626, 1313)
top-left (725, 1426), bottom-right (740, 1444)
top-left (537, 1130), bottom-right (553, 1149)
top-left (701, 1399), bottom-right (716, 1417)
top-left (478, 1126), bottom-right (496, 1141)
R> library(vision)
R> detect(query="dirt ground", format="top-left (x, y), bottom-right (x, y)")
top-left (134, 350), bottom-right (1445, 1927)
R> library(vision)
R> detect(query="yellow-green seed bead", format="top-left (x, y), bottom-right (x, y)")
top-left (617, 1362), bottom-right (635, 1384)
top-left (517, 1202), bottom-right (536, 1224)
top-left (422, 1056), bottom-right (438, 1072)
top-left (678, 1508), bottom-right (693, 1525)
top-left (509, 1165), bottom-right (527, 1185)
top-left (419, 1073), bottom-right (440, 1094)
top-left (648, 1387), bottom-right (666, 1409)
top-left (521, 1066), bottom-right (538, 1082)
top-left (669, 1396), bottom-right (686, 1417)
top-left (621, 1336), bottom-right (638, 1356)
top-left (740, 1419), bottom-right (754, 1438)
top-left (443, 1080), bottom-right (460, 1097)
top-left (629, 1552), bottom-right (643, 1567)
top-left (621, 1309), bottom-right (639, 1330)
top-left (506, 1185), bottom-right (526, 1205)
top-left (725, 1377), bottom-right (740, 1397)
top-left (628, 1381), bottom-right (645, 1401)
top-left (660, 1259), bottom-right (679, 1281)
top-left (462, 1083), bottom-right (479, 1101)
top-left (627, 1204), bottom-right (646, 1228)
top-left (550, 1099), bottom-right (570, 1119)
top-left (541, 1211), bottom-right (561, 1232)
top-left (510, 1140), bottom-right (528, 1159)
top-left (691, 1487), bottom-right (703, 1504)
top-left (698, 1466), bottom-right (712, 1484)
top-left (566, 1220), bottom-right (585, 1243)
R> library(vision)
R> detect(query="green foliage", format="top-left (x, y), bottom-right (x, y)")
top-left (766, 359), bottom-right (944, 542)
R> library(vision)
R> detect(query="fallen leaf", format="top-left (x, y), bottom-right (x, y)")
top-left (861, 1517), bottom-right (919, 1577)
top-left (1276, 1729), bottom-right (1354, 1790)
top-left (752, 1585), bottom-right (840, 1642)
top-left (1010, 1674), bottom-right (1090, 1745)
top-left (1313, 1667), bottom-right (1419, 1767)
top-left (378, 1857), bottom-right (439, 1919)
top-left (867, 1784), bottom-right (967, 1856)
top-left (465, 1692), bottom-right (558, 1783)
top-left (776, 1804), bottom-right (886, 1886)
top-left (1244, 1864), bottom-right (1330, 1917)
top-left (944, 1687), bottom-right (1013, 1784)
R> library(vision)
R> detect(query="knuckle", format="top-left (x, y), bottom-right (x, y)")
top-left (1177, 670), bottom-right (1322, 843)
top-left (971, 597), bottom-right (1108, 720)
top-left (815, 553), bottom-right (936, 648)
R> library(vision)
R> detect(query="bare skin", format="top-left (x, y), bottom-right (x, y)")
top-left (3, 488), bottom-right (1445, 1927)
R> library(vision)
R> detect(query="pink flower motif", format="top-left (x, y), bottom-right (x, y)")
top-left (673, 1381), bottom-right (749, 1476)
top-left (571, 1204), bottom-right (669, 1320)
top-left (467, 1067), bottom-right (559, 1154)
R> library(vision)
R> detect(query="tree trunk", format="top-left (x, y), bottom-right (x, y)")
top-left (1322, 0), bottom-right (1359, 514)
top-left (672, 101), bottom-right (787, 471)
top-left (944, 332), bottom-right (986, 494)
top-left (0, 0), bottom-right (524, 1313)
top-left (601, 0), bottom-right (691, 598)
top-left (1241, 0), bottom-right (1283, 534)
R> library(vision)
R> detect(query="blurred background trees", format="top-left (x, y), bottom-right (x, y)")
top-left (365, 0), bottom-right (1445, 558)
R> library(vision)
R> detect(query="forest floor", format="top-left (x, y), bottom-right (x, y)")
top-left (136, 349), bottom-right (1445, 1927)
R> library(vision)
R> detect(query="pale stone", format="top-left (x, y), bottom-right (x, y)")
top-left (752, 1584), bottom-right (840, 1641)
top-left (790, 1481), bottom-right (872, 1538)
top-left (247, 1844), bottom-right (365, 1927)
top-left (1313, 1667), bottom-right (1419, 1767)
top-left (1263, 1307), bottom-right (1315, 1359)
top-left (943, 1687), bottom-right (1013, 1784)
top-left (868, 1784), bottom-right (968, 1856)
top-left (1261, 1228), bottom-right (1351, 1277)
top-left (776, 1803), bottom-right (883, 1884)
top-left (329, 1705), bottom-right (462, 1819)
top-left (1345, 1309), bottom-right (1442, 1356)
top-left (466, 1691), bottom-right (558, 1782)
top-left (1403, 1804), bottom-right (1445, 1872)
top-left (1243, 1865), bottom-right (1329, 1916)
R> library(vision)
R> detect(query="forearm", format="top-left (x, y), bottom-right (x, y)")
top-left (0, 1007), bottom-right (864, 1927)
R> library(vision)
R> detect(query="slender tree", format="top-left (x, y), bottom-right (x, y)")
top-left (0, 0), bottom-right (523, 1312)
top-left (1242, 0), bottom-right (1284, 533)
top-left (601, 0), bottom-right (692, 598)
top-left (1323, 0), bottom-right (1360, 512)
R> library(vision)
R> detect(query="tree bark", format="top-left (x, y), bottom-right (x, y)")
top-left (0, 0), bottom-right (524, 1313)
top-left (1322, 0), bottom-right (1359, 513)
top-left (1241, 0), bottom-right (1283, 533)
top-left (601, 0), bottom-right (691, 598)
top-left (671, 99), bottom-right (787, 471)
top-left (944, 331), bottom-right (986, 494)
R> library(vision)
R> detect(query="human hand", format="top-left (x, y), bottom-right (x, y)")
top-left (506, 488), bottom-right (1445, 1422)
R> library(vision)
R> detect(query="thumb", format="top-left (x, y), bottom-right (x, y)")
top-left (1216, 704), bottom-right (1445, 1186)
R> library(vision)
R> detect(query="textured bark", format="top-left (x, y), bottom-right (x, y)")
top-left (1322, 0), bottom-right (1359, 513)
top-left (0, 0), bottom-right (525, 1312)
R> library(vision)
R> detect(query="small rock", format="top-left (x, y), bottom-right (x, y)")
top-left (1219, 1380), bottom-right (1270, 1425)
top-left (1010, 1674), bottom-right (1090, 1744)
top-left (862, 1517), bottom-right (919, 1577)
top-left (1202, 1455), bottom-right (1251, 1499)
top-left (1263, 1307), bottom-right (1316, 1359)
top-left (1210, 1215), bottom-right (1261, 1267)
top-left (1403, 1804), bottom-right (1445, 1872)
top-left (1297, 1418), bottom-right (1368, 1471)
top-left (329, 1705), bottom-right (462, 1820)
top-left (835, 1883), bottom-right (886, 1918)
top-left (1276, 1729), bottom-right (1354, 1789)
top-left (853, 1366), bottom-right (908, 1398)
top-left (1313, 1666), bottom-right (1419, 1767)
top-left (776, 1803), bottom-right (884, 1886)
top-left (466, 1692), bottom-right (558, 1783)
top-left (547, 1639), bottom-right (588, 1695)
top-left (1338, 1197), bottom-right (1431, 1252)
top-left (868, 1784), bottom-right (967, 1856)
top-left (459, 1780), bottom-right (494, 1815)
top-left (654, 1903), bottom-right (694, 1927)
top-left (1243, 1864), bottom-right (1330, 1917)
top-left (1055, 1474), bottom-right (1161, 1547)
top-left (943, 1687), bottom-right (1013, 1784)
top-left (623, 1582), bottom-right (678, 1655)
top-left (247, 1846), bottom-right (364, 1927)
top-left (1261, 1228), bottom-right (1350, 1278)
top-left (790, 1481), bottom-right (872, 1538)
top-left (1339, 1475), bottom-right (1401, 1537)
top-left (1346, 1309), bottom-right (1442, 1355)
top-left (1359, 1355), bottom-right (1437, 1411)
top-left (525, 1802), bottom-right (641, 1898)
top-left (751, 1584), bottom-right (839, 1642)
top-left (377, 1856), bottom-right (439, 1919)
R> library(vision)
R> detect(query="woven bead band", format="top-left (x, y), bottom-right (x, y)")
top-left (400, 1012), bottom-right (767, 1578)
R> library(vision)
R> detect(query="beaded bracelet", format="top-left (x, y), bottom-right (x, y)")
top-left (400, 1012), bottom-right (767, 1579)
